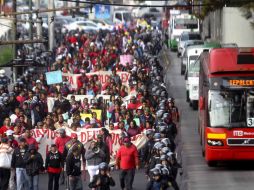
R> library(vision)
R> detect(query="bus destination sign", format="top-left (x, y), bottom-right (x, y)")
top-left (227, 79), bottom-right (254, 87)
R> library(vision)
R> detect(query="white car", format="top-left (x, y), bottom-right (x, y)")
top-left (63, 21), bottom-right (99, 32)
top-left (90, 19), bottom-right (114, 31)
top-left (178, 32), bottom-right (201, 57)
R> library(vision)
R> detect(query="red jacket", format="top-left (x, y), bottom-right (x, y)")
top-left (116, 144), bottom-right (139, 170)
top-left (55, 136), bottom-right (72, 154)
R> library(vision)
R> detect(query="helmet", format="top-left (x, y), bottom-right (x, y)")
top-left (160, 154), bottom-right (168, 161)
top-left (155, 164), bottom-right (163, 170)
top-left (150, 168), bottom-right (161, 176)
top-left (161, 147), bottom-right (170, 154)
top-left (2, 93), bottom-right (8, 97)
top-left (161, 138), bottom-right (171, 146)
top-left (153, 133), bottom-right (161, 141)
top-left (99, 162), bottom-right (108, 170)
top-left (145, 129), bottom-right (154, 136)
top-left (159, 125), bottom-right (168, 134)
top-left (161, 167), bottom-right (169, 175)
top-left (156, 110), bottom-right (164, 119)
top-left (153, 142), bottom-right (164, 150)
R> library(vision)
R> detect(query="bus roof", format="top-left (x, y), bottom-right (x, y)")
top-left (207, 48), bottom-right (254, 74)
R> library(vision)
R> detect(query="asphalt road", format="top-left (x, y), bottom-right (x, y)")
top-left (165, 50), bottom-right (254, 190)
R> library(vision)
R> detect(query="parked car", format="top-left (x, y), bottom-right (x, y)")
top-left (91, 19), bottom-right (114, 31)
top-left (62, 20), bottom-right (99, 32)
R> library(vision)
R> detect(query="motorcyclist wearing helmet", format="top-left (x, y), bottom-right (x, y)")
top-left (146, 168), bottom-right (170, 190)
top-left (88, 162), bottom-right (115, 190)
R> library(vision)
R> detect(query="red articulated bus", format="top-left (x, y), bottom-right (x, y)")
top-left (198, 48), bottom-right (254, 167)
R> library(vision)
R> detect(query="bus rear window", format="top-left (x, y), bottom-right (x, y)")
top-left (237, 54), bottom-right (254, 64)
top-left (174, 18), bottom-right (198, 29)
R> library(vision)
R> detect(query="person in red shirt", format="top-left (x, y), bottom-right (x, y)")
top-left (0, 118), bottom-right (14, 137)
top-left (127, 96), bottom-right (142, 111)
top-left (116, 137), bottom-right (139, 190)
top-left (23, 129), bottom-right (39, 150)
top-left (55, 128), bottom-right (71, 155)
top-left (54, 128), bottom-right (71, 185)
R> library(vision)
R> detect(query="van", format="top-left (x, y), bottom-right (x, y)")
top-left (113, 10), bottom-right (132, 24)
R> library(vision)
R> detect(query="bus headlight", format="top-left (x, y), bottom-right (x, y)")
top-left (207, 139), bottom-right (224, 146)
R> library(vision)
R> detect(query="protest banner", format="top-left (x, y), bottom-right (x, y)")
top-left (86, 71), bottom-right (130, 86)
top-left (120, 54), bottom-right (133, 66)
top-left (46, 70), bottom-right (63, 85)
top-left (66, 94), bottom-right (111, 105)
top-left (20, 128), bottom-right (147, 165)
top-left (62, 73), bottom-right (81, 90)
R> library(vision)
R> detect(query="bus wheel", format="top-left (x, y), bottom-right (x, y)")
top-left (207, 161), bottom-right (217, 167)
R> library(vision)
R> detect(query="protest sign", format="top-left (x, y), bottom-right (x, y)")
top-left (120, 54), bottom-right (133, 66)
top-left (46, 70), bottom-right (63, 85)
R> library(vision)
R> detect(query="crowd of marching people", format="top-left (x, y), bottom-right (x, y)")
top-left (0, 17), bottom-right (181, 190)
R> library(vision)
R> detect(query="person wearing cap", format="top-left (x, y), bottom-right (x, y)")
top-left (0, 137), bottom-right (14, 190)
top-left (55, 128), bottom-right (71, 185)
top-left (45, 144), bottom-right (64, 190)
top-left (88, 162), bottom-right (115, 190)
top-left (11, 137), bottom-right (29, 190)
top-left (23, 144), bottom-right (44, 190)
top-left (6, 129), bottom-right (18, 148)
top-left (116, 137), bottom-right (139, 190)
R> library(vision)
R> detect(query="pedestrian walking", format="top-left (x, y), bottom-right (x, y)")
top-left (24, 144), bottom-right (44, 190)
top-left (0, 137), bottom-right (14, 190)
top-left (45, 144), bottom-right (64, 190)
top-left (116, 137), bottom-right (139, 190)
top-left (66, 145), bottom-right (83, 190)
top-left (85, 140), bottom-right (106, 182)
top-left (55, 128), bottom-right (71, 184)
top-left (11, 137), bottom-right (29, 190)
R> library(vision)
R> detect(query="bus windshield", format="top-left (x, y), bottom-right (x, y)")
top-left (208, 90), bottom-right (249, 128)
top-left (174, 18), bottom-right (198, 29)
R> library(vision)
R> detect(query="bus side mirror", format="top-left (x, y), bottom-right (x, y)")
top-left (199, 96), bottom-right (205, 110)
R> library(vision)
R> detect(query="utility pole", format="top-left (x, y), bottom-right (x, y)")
top-left (48, 0), bottom-right (55, 51)
top-left (29, 0), bottom-right (33, 43)
top-left (12, 0), bottom-right (17, 82)
top-left (35, 0), bottom-right (42, 39)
